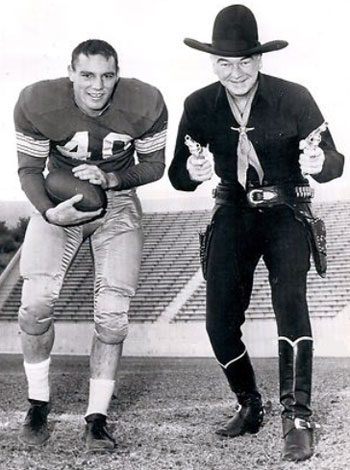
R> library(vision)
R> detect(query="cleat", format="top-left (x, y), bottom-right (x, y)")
top-left (84, 413), bottom-right (116, 452)
top-left (19, 400), bottom-right (50, 446)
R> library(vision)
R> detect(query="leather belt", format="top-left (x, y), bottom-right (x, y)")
top-left (213, 183), bottom-right (314, 208)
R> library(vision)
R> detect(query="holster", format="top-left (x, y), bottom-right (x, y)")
top-left (199, 220), bottom-right (215, 280)
top-left (294, 205), bottom-right (327, 278)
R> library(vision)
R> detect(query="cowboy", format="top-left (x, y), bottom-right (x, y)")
top-left (169, 5), bottom-right (344, 462)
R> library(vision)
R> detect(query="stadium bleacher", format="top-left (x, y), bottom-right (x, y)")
top-left (1, 201), bottom-right (350, 325)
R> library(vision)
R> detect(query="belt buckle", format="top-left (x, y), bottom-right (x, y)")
top-left (247, 188), bottom-right (278, 207)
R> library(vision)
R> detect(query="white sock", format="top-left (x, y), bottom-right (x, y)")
top-left (23, 358), bottom-right (51, 402)
top-left (85, 378), bottom-right (116, 418)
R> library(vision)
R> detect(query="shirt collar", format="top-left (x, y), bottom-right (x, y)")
top-left (253, 73), bottom-right (280, 108)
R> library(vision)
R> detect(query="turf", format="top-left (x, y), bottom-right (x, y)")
top-left (0, 355), bottom-right (349, 470)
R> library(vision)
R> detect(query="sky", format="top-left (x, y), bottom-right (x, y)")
top-left (0, 0), bottom-right (349, 207)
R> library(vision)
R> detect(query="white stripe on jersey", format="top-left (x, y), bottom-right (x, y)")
top-left (135, 129), bottom-right (167, 154)
top-left (16, 132), bottom-right (50, 158)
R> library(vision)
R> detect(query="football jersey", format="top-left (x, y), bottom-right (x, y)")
top-left (14, 77), bottom-right (167, 215)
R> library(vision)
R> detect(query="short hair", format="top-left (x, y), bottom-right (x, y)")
top-left (71, 39), bottom-right (119, 73)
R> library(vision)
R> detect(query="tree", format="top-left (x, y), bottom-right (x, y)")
top-left (0, 220), bottom-right (10, 236)
top-left (0, 220), bottom-right (13, 254)
top-left (0, 234), bottom-right (16, 253)
top-left (0, 217), bottom-right (29, 272)
top-left (11, 217), bottom-right (29, 243)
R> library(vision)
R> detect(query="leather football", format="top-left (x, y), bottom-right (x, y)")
top-left (45, 168), bottom-right (107, 212)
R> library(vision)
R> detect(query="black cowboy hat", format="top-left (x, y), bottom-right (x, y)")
top-left (184, 5), bottom-right (288, 57)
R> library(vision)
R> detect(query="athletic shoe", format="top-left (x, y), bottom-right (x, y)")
top-left (19, 400), bottom-right (50, 446)
top-left (84, 413), bottom-right (116, 452)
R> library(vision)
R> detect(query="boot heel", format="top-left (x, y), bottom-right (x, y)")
top-left (216, 399), bottom-right (264, 437)
top-left (248, 423), bottom-right (261, 434)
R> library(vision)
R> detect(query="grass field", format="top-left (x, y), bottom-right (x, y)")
top-left (0, 354), bottom-right (349, 470)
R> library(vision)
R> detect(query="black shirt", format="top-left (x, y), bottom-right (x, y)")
top-left (169, 73), bottom-right (344, 192)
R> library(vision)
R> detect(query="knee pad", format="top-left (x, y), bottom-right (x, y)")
top-left (94, 288), bottom-right (131, 344)
top-left (18, 306), bottom-right (54, 336)
top-left (94, 311), bottom-right (129, 344)
top-left (18, 276), bottom-right (58, 335)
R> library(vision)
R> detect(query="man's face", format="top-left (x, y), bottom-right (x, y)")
top-left (68, 53), bottom-right (118, 116)
top-left (211, 54), bottom-right (262, 97)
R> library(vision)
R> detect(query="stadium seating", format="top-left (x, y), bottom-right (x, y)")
top-left (1, 201), bottom-right (350, 324)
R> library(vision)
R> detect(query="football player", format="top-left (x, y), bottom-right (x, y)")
top-left (14, 39), bottom-right (167, 451)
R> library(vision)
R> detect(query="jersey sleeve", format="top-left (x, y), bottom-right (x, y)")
top-left (14, 90), bottom-right (55, 215)
top-left (111, 89), bottom-right (167, 190)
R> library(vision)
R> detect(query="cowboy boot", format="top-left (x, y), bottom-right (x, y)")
top-left (279, 337), bottom-right (317, 462)
top-left (216, 350), bottom-right (264, 437)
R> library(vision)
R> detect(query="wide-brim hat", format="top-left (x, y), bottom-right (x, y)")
top-left (184, 5), bottom-right (288, 57)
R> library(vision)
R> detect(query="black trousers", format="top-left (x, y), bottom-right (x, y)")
top-left (206, 203), bottom-right (312, 366)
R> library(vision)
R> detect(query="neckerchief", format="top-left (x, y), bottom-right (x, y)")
top-left (226, 82), bottom-right (264, 188)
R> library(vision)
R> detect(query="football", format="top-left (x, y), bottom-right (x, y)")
top-left (45, 168), bottom-right (107, 212)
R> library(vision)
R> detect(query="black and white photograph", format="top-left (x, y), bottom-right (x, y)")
top-left (0, 1), bottom-right (349, 469)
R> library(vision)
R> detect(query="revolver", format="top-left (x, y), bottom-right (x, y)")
top-left (299, 121), bottom-right (328, 151)
top-left (184, 134), bottom-right (205, 160)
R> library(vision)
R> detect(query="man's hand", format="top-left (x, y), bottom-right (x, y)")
top-left (299, 144), bottom-right (325, 175)
top-left (45, 194), bottom-right (103, 226)
top-left (186, 155), bottom-right (213, 182)
top-left (72, 164), bottom-right (110, 189)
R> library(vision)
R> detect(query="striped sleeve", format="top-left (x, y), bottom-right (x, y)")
top-left (14, 89), bottom-right (50, 159)
top-left (14, 89), bottom-right (54, 215)
top-left (135, 128), bottom-right (167, 154)
top-left (15, 132), bottom-right (50, 159)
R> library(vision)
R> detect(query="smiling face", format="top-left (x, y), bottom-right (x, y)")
top-left (211, 54), bottom-right (262, 97)
top-left (68, 53), bottom-right (119, 116)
